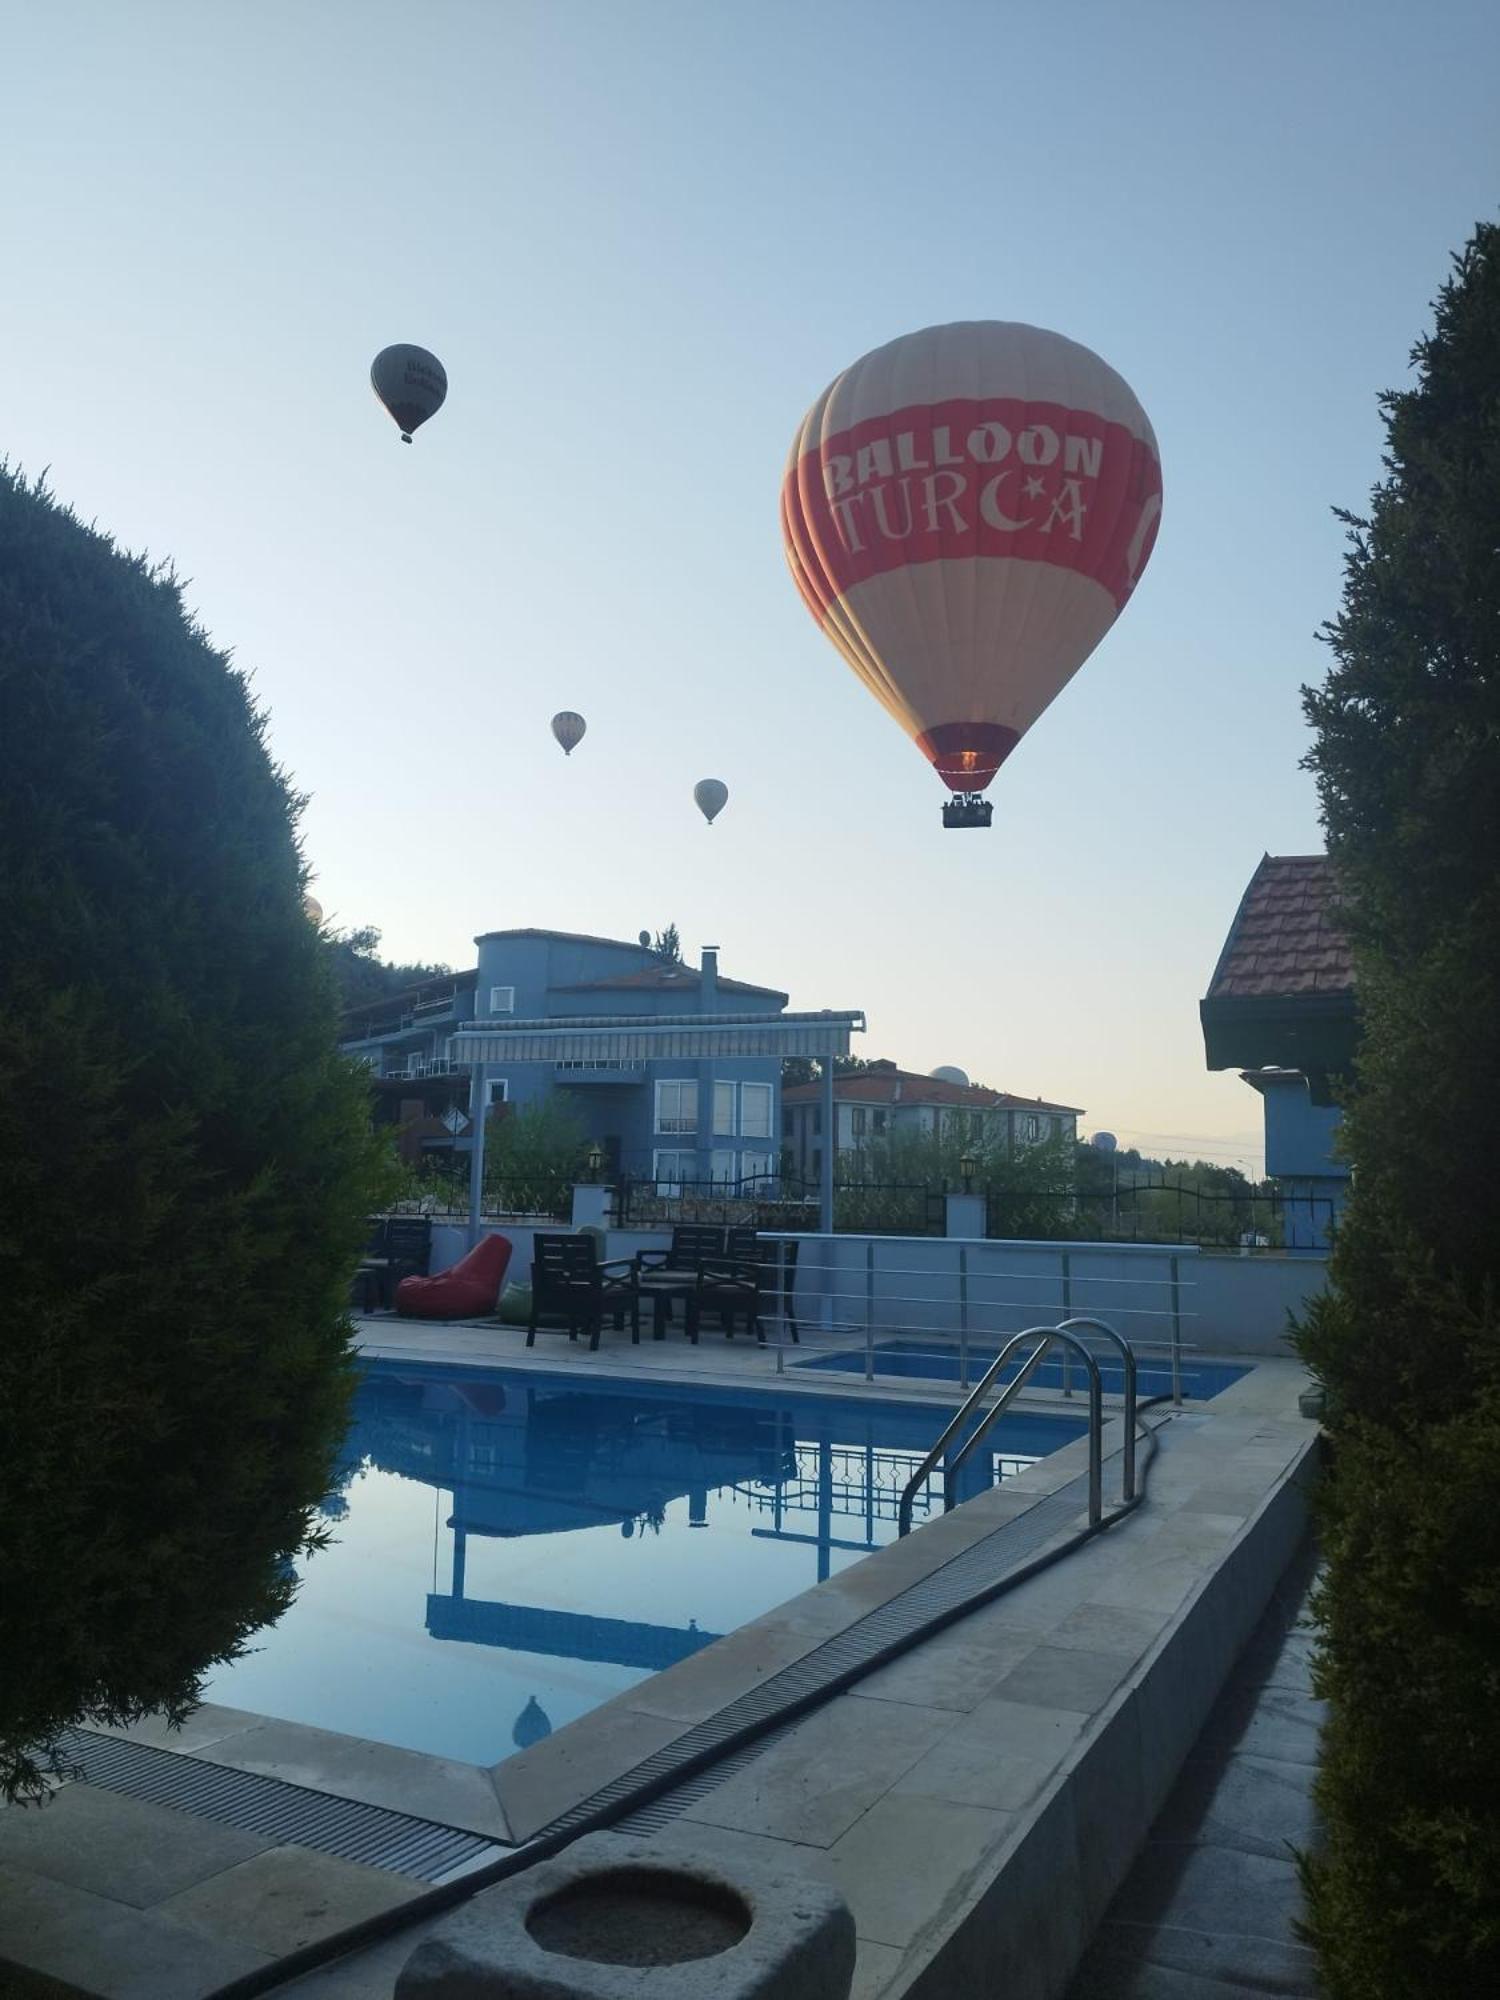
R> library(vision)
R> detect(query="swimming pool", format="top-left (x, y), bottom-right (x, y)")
top-left (797, 1341), bottom-right (1251, 1400)
top-left (203, 1362), bottom-right (1086, 1767)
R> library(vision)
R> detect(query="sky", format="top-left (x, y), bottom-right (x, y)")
top-left (5, 0), bottom-right (1497, 1174)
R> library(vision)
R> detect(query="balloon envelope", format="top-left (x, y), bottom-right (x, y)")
top-left (693, 779), bottom-right (728, 825)
top-left (551, 710), bottom-right (586, 755)
top-left (371, 344), bottom-right (448, 443)
top-left (782, 321), bottom-right (1162, 795)
top-left (303, 895), bottom-right (323, 925)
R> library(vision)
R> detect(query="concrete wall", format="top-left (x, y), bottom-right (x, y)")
top-left (1192, 1252), bottom-right (1327, 1355)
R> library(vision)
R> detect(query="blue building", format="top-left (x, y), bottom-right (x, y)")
top-left (340, 930), bottom-right (792, 1187)
top-left (1200, 855), bottom-right (1358, 1251)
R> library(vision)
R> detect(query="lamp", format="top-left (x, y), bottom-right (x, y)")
top-left (959, 1151), bottom-right (978, 1196)
top-left (585, 1142), bottom-right (605, 1183)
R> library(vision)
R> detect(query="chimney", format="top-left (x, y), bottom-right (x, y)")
top-left (701, 945), bottom-right (719, 1005)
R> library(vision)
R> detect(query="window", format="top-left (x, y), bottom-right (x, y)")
top-left (740, 1149), bottom-right (774, 1187)
top-left (851, 1107), bottom-right (867, 1138)
top-left (488, 985), bottom-right (515, 1015)
top-left (713, 1080), bottom-right (737, 1134)
top-left (1024, 1114), bottom-right (1041, 1143)
top-left (740, 1082), bottom-right (772, 1139)
top-left (811, 1147), bottom-right (822, 1177)
top-left (655, 1079), bottom-right (697, 1134)
top-left (485, 1077), bottom-right (509, 1108)
top-left (653, 1148), bottom-right (696, 1194)
top-left (872, 1108), bottom-right (887, 1133)
top-left (710, 1148), bottom-right (737, 1185)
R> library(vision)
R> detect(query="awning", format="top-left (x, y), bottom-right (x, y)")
top-left (449, 1007), bottom-right (865, 1065)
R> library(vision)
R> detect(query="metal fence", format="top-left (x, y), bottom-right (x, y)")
top-left (392, 1174), bottom-right (574, 1222)
top-left (984, 1181), bottom-right (1339, 1250)
top-left (616, 1173), bottom-right (946, 1235)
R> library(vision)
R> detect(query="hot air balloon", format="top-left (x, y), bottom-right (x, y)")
top-left (303, 895), bottom-right (323, 925)
top-left (551, 711), bottom-right (586, 756)
top-left (370, 344), bottom-right (448, 443)
top-left (693, 779), bottom-right (728, 825)
top-left (782, 322), bottom-right (1162, 827)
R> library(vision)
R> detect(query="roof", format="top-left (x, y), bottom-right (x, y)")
top-left (782, 1065), bottom-right (1082, 1115)
top-left (1204, 855), bottom-right (1354, 1001)
top-left (555, 968), bottom-right (788, 1003)
top-left (451, 1009), bottom-right (865, 1065)
top-left (1200, 855), bottom-right (1358, 1087)
top-left (472, 927), bottom-right (655, 951)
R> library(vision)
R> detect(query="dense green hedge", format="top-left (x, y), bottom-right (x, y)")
top-left (0, 470), bottom-right (387, 1801)
top-left (1296, 222), bottom-right (1500, 1994)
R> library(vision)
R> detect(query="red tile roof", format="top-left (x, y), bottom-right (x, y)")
top-left (1205, 855), bottom-right (1354, 1001)
top-left (782, 1066), bottom-right (1082, 1115)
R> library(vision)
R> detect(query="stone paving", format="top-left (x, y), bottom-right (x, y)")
top-left (1065, 1544), bottom-right (1322, 1997)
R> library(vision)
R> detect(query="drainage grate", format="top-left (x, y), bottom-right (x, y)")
top-left (57, 1729), bottom-right (506, 1883)
top-left (550, 1457), bottom-right (1118, 1841)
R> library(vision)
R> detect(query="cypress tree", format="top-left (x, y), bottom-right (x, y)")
top-left (0, 470), bottom-right (387, 1801)
top-left (1297, 221), bottom-right (1500, 1994)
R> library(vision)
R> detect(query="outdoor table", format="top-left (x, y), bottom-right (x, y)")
top-left (354, 1256), bottom-right (391, 1312)
top-left (634, 1267), bottom-right (700, 1340)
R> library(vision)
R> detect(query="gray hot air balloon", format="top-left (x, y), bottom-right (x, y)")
top-left (551, 710), bottom-right (586, 755)
top-left (370, 344), bottom-right (448, 443)
top-left (693, 779), bottom-right (728, 825)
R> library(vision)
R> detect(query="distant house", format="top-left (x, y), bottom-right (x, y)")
top-left (1200, 854), bottom-right (1358, 1250)
top-left (781, 1061), bottom-right (1082, 1182)
top-left (339, 931), bottom-right (796, 1187)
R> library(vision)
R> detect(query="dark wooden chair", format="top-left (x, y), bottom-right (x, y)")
top-left (688, 1255), bottom-right (760, 1342)
top-left (634, 1226), bottom-right (728, 1336)
top-left (383, 1216), bottom-right (433, 1299)
top-left (527, 1233), bottom-right (639, 1352)
top-left (726, 1228), bottom-right (800, 1344)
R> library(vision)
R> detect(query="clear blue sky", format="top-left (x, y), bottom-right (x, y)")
top-left (7, 1), bottom-right (1497, 1170)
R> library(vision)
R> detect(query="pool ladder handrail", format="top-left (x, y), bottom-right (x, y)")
top-left (896, 1316), bottom-right (1138, 1538)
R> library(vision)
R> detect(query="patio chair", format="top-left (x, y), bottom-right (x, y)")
top-left (726, 1228), bottom-right (800, 1344)
top-left (633, 1226), bottom-right (728, 1331)
top-left (526, 1233), bottom-right (639, 1353)
top-left (383, 1216), bottom-right (432, 1301)
top-left (687, 1255), bottom-right (761, 1342)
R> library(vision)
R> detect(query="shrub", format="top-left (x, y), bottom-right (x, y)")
top-left (0, 470), bottom-right (387, 1801)
top-left (1296, 222), bottom-right (1500, 1993)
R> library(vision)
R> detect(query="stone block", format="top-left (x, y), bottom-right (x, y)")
top-left (395, 1830), bottom-right (855, 1999)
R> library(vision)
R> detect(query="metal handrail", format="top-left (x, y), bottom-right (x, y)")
top-left (896, 1324), bottom-right (1105, 1536)
top-left (1055, 1316), bottom-right (1138, 1501)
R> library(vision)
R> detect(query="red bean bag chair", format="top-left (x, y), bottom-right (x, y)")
top-left (395, 1233), bottom-right (513, 1320)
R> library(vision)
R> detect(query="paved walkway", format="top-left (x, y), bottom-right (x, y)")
top-left (1066, 1543), bottom-right (1322, 1997)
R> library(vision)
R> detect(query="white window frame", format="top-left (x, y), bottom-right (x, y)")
top-left (712, 1080), bottom-right (737, 1135)
top-left (1024, 1114), bottom-right (1041, 1143)
top-left (740, 1148), bottom-right (774, 1187)
top-left (655, 1078), bottom-right (697, 1135)
top-left (488, 985), bottom-right (515, 1016)
top-left (485, 1077), bottom-right (509, 1108)
top-left (653, 1147), bottom-right (696, 1194)
top-left (709, 1147), bottom-right (737, 1185)
top-left (739, 1081), bottom-right (773, 1140)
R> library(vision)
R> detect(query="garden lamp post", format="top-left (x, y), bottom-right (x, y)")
top-left (960, 1151), bottom-right (978, 1197)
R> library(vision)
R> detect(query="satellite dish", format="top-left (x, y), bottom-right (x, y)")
top-left (638, 930), bottom-right (652, 948)
top-left (1092, 1131), bottom-right (1118, 1153)
top-left (930, 1065), bottom-right (969, 1087)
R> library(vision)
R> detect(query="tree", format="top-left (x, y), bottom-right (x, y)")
top-left (324, 925), bottom-right (452, 1011)
top-left (0, 471), bottom-right (387, 1801)
top-left (1295, 222), bottom-right (1500, 1996)
top-left (653, 923), bottom-right (682, 964)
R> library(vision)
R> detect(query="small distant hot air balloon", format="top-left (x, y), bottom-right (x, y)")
top-left (782, 321), bottom-right (1162, 827)
top-left (693, 779), bottom-right (728, 825)
top-left (370, 344), bottom-right (448, 443)
top-left (303, 895), bottom-right (323, 925)
top-left (551, 711), bottom-right (586, 756)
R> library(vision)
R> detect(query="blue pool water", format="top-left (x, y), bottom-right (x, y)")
top-left (202, 1362), bottom-right (1086, 1767)
top-left (798, 1342), bottom-right (1251, 1401)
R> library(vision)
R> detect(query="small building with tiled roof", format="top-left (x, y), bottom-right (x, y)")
top-left (781, 1060), bottom-right (1081, 1180)
top-left (1200, 855), bottom-right (1358, 1250)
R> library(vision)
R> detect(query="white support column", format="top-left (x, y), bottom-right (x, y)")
top-left (467, 1064), bottom-right (490, 1249)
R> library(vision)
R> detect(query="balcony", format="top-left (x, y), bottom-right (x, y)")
top-left (554, 1060), bottom-right (646, 1086)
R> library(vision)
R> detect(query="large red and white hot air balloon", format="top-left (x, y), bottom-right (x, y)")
top-left (782, 322), bottom-right (1162, 826)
